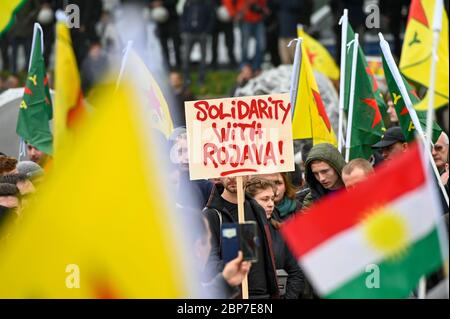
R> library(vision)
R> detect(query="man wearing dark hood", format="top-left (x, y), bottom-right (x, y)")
top-left (302, 143), bottom-right (346, 208)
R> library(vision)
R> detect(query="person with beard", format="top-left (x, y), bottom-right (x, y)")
top-left (169, 127), bottom-right (214, 210)
top-left (26, 143), bottom-right (50, 168)
top-left (203, 175), bottom-right (280, 299)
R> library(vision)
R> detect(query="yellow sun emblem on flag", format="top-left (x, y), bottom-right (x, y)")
top-left (362, 207), bottom-right (410, 259)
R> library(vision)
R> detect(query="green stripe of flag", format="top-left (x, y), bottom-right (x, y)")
top-left (325, 229), bottom-right (442, 299)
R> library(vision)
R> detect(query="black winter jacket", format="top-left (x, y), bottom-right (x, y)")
top-left (203, 185), bottom-right (280, 298)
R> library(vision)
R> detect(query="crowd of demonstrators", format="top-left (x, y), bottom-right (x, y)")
top-left (1, 1), bottom-right (449, 299)
top-left (165, 119), bottom-right (448, 298)
top-left (0, 152), bottom-right (43, 240)
top-left (1, 126), bottom-right (448, 299)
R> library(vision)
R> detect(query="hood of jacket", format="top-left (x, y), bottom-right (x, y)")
top-left (304, 143), bottom-right (346, 201)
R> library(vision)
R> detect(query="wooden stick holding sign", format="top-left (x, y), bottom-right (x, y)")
top-left (185, 93), bottom-right (295, 299)
top-left (236, 175), bottom-right (248, 299)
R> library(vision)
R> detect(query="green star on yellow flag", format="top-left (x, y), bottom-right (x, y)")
top-left (400, 0), bottom-right (449, 110)
top-left (16, 23), bottom-right (53, 156)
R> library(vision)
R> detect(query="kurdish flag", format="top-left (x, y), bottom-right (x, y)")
top-left (281, 143), bottom-right (444, 298)
top-left (291, 39), bottom-right (337, 146)
top-left (298, 25), bottom-right (340, 81)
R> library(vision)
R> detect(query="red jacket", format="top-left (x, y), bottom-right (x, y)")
top-left (223, 0), bottom-right (267, 24)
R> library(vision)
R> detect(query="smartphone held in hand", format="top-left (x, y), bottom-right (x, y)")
top-left (221, 221), bottom-right (258, 264)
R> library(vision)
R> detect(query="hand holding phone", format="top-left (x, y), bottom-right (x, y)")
top-left (221, 222), bottom-right (258, 264)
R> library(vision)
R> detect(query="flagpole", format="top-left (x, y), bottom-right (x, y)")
top-left (426, 0), bottom-right (443, 148)
top-left (288, 36), bottom-right (303, 117)
top-left (115, 40), bottom-right (134, 91)
top-left (379, 33), bottom-right (448, 206)
top-left (338, 9), bottom-right (348, 153)
top-left (345, 34), bottom-right (358, 162)
top-left (380, 35), bottom-right (449, 291)
top-left (418, 277), bottom-right (427, 299)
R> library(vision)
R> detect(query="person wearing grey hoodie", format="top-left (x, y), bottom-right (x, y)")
top-left (302, 143), bottom-right (346, 209)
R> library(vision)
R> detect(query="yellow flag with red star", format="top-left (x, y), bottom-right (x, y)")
top-left (298, 26), bottom-right (340, 81)
top-left (292, 39), bottom-right (337, 146)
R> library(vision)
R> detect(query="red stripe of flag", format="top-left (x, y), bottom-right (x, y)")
top-left (280, 142), bottom-right (425, 258)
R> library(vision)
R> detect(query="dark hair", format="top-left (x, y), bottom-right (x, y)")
top-left (245, 178), bottom-right (281, 229)
top-left (0, 156), bottom-right (17, 175)
top-left (301, 141), bottom-right (313, 163)
top-left (245, 178), bottom-right (277, 198)
top-left (0, 183), bottom-right (19, 197)
top-left (280, 172), bottom-right (298, 200)
top-left (0, 173), bottom-right (29, 185)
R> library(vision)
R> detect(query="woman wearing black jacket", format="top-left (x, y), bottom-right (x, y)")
top-left (245, 177), bottom-right (305, 299)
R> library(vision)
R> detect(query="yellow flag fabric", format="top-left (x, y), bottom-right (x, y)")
top-left (292, 41), bottom-right (338, 146)
top-left (118, 48), bottom-right (174, 137)
top-left (412, 86), bottom-right (449, 111)
top-left (400, 0), bottom-right (449, 110)
top-left (0, 86), bottom-right (190, 298)
top-left (298, 26), bottom-right (340, 81)
top-left (54, 19), bottom-right (86, 158)
top-left (0, 0), bottom-right (26, 35)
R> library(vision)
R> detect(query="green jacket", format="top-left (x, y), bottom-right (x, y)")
top-left (302, 143), bottom-right (346, 208)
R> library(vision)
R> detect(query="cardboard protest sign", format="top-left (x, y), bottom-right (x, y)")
top-left (185, 93), bottom-right (295, 180)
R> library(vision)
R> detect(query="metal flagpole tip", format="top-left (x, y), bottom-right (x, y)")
top-left (55, 10), bottom-right (68, 23)
top-left (287, 38), bottom-right (302, 48)
top-left (339, 9), bottom-right (348, 25)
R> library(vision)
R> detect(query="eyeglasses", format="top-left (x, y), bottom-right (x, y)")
top-left (433, 144), bottom-right (445, 152)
